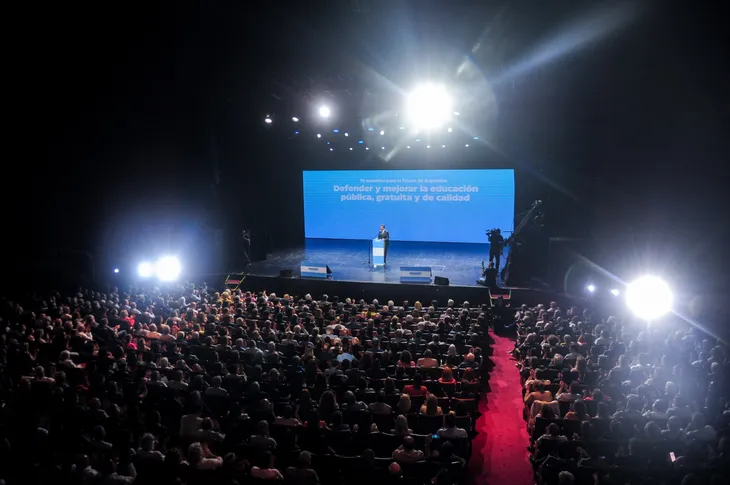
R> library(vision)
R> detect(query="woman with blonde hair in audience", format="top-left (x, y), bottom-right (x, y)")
top-left (394, 415), bottom-right (413, 437)
top-left (396, 393), bottom-right (412, 414)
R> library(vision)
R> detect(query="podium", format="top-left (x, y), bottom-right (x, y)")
top-left (371, 238), bottom-right (385, 268)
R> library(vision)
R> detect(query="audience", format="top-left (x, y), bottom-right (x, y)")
top-left (0, 285), bottom-right (485, 484)
top-left (511, 301), bottom-right (729, 485)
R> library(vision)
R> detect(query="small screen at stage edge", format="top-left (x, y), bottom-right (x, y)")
top-left (302, 169), bottom-right (515, 243)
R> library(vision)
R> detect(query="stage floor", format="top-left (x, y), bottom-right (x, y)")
top-left (247, 239), bottom-right (507, 287)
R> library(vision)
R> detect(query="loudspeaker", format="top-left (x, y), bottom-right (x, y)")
top-left (434, 276), bottom-right (450, 286)
top-left (279, 269), bottom-right (293, 278)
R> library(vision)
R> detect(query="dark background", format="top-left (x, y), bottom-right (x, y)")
top-left (10, 1), bottom-right (729, 306)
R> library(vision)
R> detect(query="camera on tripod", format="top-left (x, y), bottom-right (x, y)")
top-left (486, 228), bottom-right (499, 236)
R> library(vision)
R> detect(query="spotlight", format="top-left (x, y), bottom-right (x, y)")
top-left (264, 117), bottom-right (272, 124)
top-left (138, 262), bottom-right (154, 278)
top-left (154, 256), bottom-right (181, 281)
top-left (344, 133), bottom-right (349, 137)
top-left (406, 83), bottom-right (453, 129)
top-left (292, 116), bottom-right (299, 122)
top-left (318, 106), bottom-right (331, 118)
top-left (626, 275), bottom-right (673, 321)
top-left (113, 268), bottom-right (120, 274)
top-left (447, 127), bottom-right (452, 132)
top-left (610, 288), bottom-right (620, 296)
top-left (316, 134), bottom-right (322, 138)
top-left (465, 144), bottom-right (469, 147)
top-left (586, 284), bottom-right (596, 293)
top-left (441, 145), bottom-right (446, 148)
top-left (406, 146), bottom-right (411, 149)
top-left (380, 130), bottom-right (385, 135)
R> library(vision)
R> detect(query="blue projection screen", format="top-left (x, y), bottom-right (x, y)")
top-left (303, 169), bottom-right (514, 243)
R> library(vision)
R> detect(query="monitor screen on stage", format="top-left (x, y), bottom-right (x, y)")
top-left (303, 169), bottom-right (515, 243)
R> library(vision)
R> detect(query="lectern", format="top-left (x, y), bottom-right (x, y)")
top-left (371, 238), bottom-right (385, 268)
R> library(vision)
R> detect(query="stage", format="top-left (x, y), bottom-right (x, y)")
top-left (248, 238), bottom-right (506, 287)
top-left (230, 239), bottom-right (584, 307)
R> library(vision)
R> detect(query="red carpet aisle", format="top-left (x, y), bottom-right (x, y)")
top-left (469, 330), bottom-right (533, 485)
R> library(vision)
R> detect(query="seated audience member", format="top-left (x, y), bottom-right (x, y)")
top-left (251, 451), bottom-right (284, 480)
top-left (393, 415), bottom-right (413, 437)
top-left (393, 436), bottom-right (426, 462)
top-left (564, 400), bottom-right (590, 422)
top-left (535, 423), bottom-right (568, 459)
top-left (525, 381), bottom-right (553, 407)
top-left (187, 442), bottom-right (223, 470)
top-left (437, 413), bottom-right (468, 439)
top-left (439, 366), bottom-right (456, 385)
top-left (420, 395), bottom-right (443, 416)
top-left (250, 420), bottom-right (278, 450)
top-left (403, 373), bottom-right (429, 397)
top-left (396, 393), bottom-right (412, 414)
top-left (557, 381), bottom-right (582, 402)
top-left (417, 349), bottom-right (439, 368)
top-left (368, 391), bottom-right (393, 415)
top-left (285, 451), bottom-right (320, 485)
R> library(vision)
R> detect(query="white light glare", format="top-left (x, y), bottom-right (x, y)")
top-left (586, 284), bottom-right (596, 293)
top-left (153, 256), bottom-right (181, 281)
top-left (264, 117), bottom-right (272, 124)
top-left (138, 262), bottom-right (154, 278)
top-left (318, 106), bottom-right (331, 118)
top-left (114, 268), bottom-right (120, 274)
top-left (626, 275), bottom-right (673, 321)
top-left (292, 116), bottom-right (299, 122)
top-left (406, 83), bottom-right (453, 129)
top-left (610, 288), bottom-right (620, 296)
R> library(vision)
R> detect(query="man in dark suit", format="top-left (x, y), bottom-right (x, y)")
top-left (377, 224), bottom-right (390, 265)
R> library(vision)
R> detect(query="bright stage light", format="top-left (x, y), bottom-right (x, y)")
top-left (264, 117), bottom-right (272, 124)
top-left (138, 262), bottom-right (154, 278)
top-left (406, 83), bottom-right (453, 129)
top-left (114, 268), bottom-right (119, 274)
top-left (318, 106), bottom-right (331, 118)
top-left (586, 284), bottom-right (596, 293)
top-left (155, 256), bottom-right (181, 282)
top-left (626, 275), bottom-right (673, 321)
top-left (292, 116), bottom-right (299, 122)
top-left (316, 134), bottom-right (322, 138)
top-left (610, 288), bottom-right (620, 296)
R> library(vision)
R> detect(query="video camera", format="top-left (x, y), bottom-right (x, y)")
top-left (486, 228), bottom-right (499, 236)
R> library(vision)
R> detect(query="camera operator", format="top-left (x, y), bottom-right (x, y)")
top-left (487, 228), bottom-right (505, 271)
